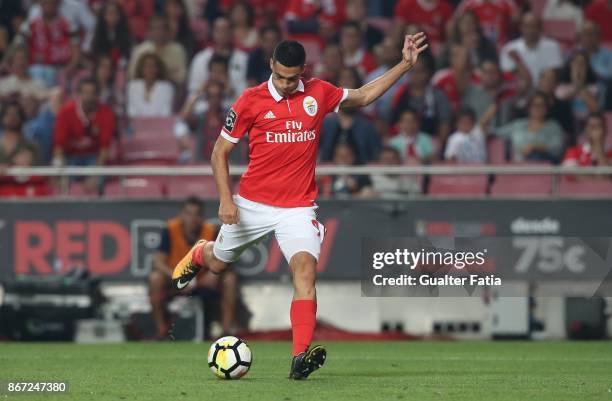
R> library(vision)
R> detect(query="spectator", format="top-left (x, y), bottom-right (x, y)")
top-left (562, 112), bottom-right (611, 168)
top-left (150, 197), bottom-right (240, 339)
top-left (319, 67), bottom-right (381, 164)
top-left (578, 20), bottom-right (612, 110)
top-left (555, 50), bottom-right (601, 129)
top-left (117, 0), bottom-right (155, 41)
top-left (369, 146), bottom-right (422, 198)
top-left (14, 0), bottom-right (81, 87)
top-left (94, 55), bottom-right (125, 122)
top-left (461, 58), bottom-right (516, 128)
top-left (163, 0), bottom-right (196, 58)
top-left (494, 91), bottom-right (564, 163)
top-left (128, 15), bottom-right (187, 87)
top-left (364, 37), bottom-right (406, 121)
top-left (388, 109), bottom-right (435, 164)
top-left (229, 1), bottom-right (258, 51)
top-left (53, 78), bottom-right (115, 191)
top-left (23, 88), bottom-right (64, 165)
top-left (440, 11), bottom-right (497, 70)
top-left (0, 0), bottom-right (25, 60)
top-left (0, 45), bottom-right (48, 101)
top-left (27, 0), bottom-right (96, 52)
top-left (393, 0), bottom-right (453, 47)
top-left (313, 43), bottom-right (344, 84)
top-left (127, 52), bottom-right (174, 118)
top-left (585, 0), bottom-right (612, 43)
top-left (432, 43), bottom-right (479, 111)
top-left (187, 54), bottom-right (235, 117)
top-left (444, 104), bottom-right (497, 163)
top-left (284, 0), bottom-right (347, 44)
top-left (174, 80), bottom-right (237, 163)
top-left (246, 25), bottom-right (281, 87)
top-left (391, 52), bottom-right (453, 142)
top-left (0, 101), bottom-right (39, 166)
top-left (0, 101), bottom-right (49, 198)
top-left (455, 0), bottom-right (518, 47)
top-left (340, 21), bottom-right (377, 78)
top-left (345, 0), bottom-right (384, 51)
top-left (500, 13), bottom-right (563, 85)
top-left (543, 0), bottom-right (584, 31)
top-left (90, 1), bottom-right (132, 67)
top-left (322, 142), bottom-right (372, 199)
top-left (188, 16), bottom-right (248, 97)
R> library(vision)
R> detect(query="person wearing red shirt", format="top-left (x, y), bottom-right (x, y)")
top-left (340, 21), bottom-right (377, 78)
top-left (563, 112), bottom-right (612, 167)
top-left (53, 78), bottom-right (115, 192)
top-left (15, 0), bottom-right (80, 88)
top-left (172, 35), bottom-right (428, 379)
top-left (285, 0), bottom-right (347, 46)
top-left (585, 0), bottom-right (612, 43)
top-left (456, 0), bottom-right (519, 47)
top-left (432, 43), bottom-right (480, 110)
top-left (394, 0), bottom-right (453, 46)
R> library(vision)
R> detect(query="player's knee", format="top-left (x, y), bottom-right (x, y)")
top-left (291, 252), bottom-right (317, 287)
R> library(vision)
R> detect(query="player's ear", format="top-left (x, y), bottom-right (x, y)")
top-left (269, 58), bottom-right (274, 71)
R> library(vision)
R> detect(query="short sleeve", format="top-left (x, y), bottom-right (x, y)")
top-left (318, 79), bottom-right (349, 114)
top-left (220, 92), bottom-right (254, 143)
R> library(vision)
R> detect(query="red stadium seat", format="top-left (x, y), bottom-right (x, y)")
top-left (104, 177), bottom-right (167, 198)
top-left (559, 176), bottom-right (612, 197)
top-left (542, 19), bottom-right (576, 52)
top-left (487, 137), bottom-right (506, 164)
top-left (490, 174), bottom-right (553, 196)
top-left (121, 135), bottom-right (179, 163)
top-left (167, 176), bottom-right (219, 199)
top-left (428, 164), bottom-right (489, 196)
top-left (130, 117), bottom-right (176, 138)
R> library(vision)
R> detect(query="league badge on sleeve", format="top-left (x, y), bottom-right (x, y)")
top-left (224, 108), bottom-right (237, 132)
top-left (303, 96), bottom-right (318, 117)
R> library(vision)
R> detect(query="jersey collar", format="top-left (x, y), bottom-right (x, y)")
top-left (268, 74), bottom-right (305, 102)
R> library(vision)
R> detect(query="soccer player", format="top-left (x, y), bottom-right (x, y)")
top-left (172, 33), bottom-right (428, 379)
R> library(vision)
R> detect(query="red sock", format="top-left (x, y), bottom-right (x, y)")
top-left (290, 300), bottom-right (317, 356)
top-left (192, 241), bottom-right (206, 267)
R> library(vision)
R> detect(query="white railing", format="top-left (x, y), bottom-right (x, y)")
top-left (5, 165), bottom-right (612, 177)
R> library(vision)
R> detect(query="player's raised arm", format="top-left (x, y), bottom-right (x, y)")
top-left (340, 33), bottom-right (428, 109)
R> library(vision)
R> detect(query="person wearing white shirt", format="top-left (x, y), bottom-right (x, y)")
top-left (188, 16), bottom-right (247, 97)
top-left (500, 13), bottom-right (562, 85)
top-left (127, 53), bottom-right (174, 118)
top-left (445, 103), bottom-right (498, 163)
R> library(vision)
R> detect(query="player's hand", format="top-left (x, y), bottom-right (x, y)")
top-left (402, 32), bottom-right (428, 68)
top-left (219, 199), bottom-right (240, 225)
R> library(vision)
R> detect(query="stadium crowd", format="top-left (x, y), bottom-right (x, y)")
top-left (0, 0), bottom-right (610, 198)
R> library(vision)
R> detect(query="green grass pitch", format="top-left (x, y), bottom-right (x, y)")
top-left (1, 341), bottom-right (611, 401)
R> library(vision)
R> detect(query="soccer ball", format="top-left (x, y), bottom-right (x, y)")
top-left (207, 336), bottom-right (252, 379)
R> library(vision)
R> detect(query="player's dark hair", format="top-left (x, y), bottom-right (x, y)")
top-left (182, 196), bottom-right (203, 213)
top-left (272, 40), bottom-right (306, 67)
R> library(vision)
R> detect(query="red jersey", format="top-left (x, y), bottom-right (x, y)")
top-left (21, 16), bottom-right (78, 66)
top-left (456, 0), bottom-right (518, 46)
top-left (394, 0), bottom-right (453, 44)
top-left (563, 143), bottom-right (612, 166)
top-left (54, 100), bottom-right (115, 156)
top-left (432, 69), bottom-right (480, 110)
top-left (585, 0), bottom-right (612, 43)
top-left (221, 76), bottom-right (347, 207)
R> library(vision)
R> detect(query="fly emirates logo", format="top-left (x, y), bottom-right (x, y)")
top-left (265, 121), bottom-right (316, 144)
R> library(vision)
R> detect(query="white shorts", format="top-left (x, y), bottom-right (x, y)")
top-left (213, 195), bottom-right (325, 264)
